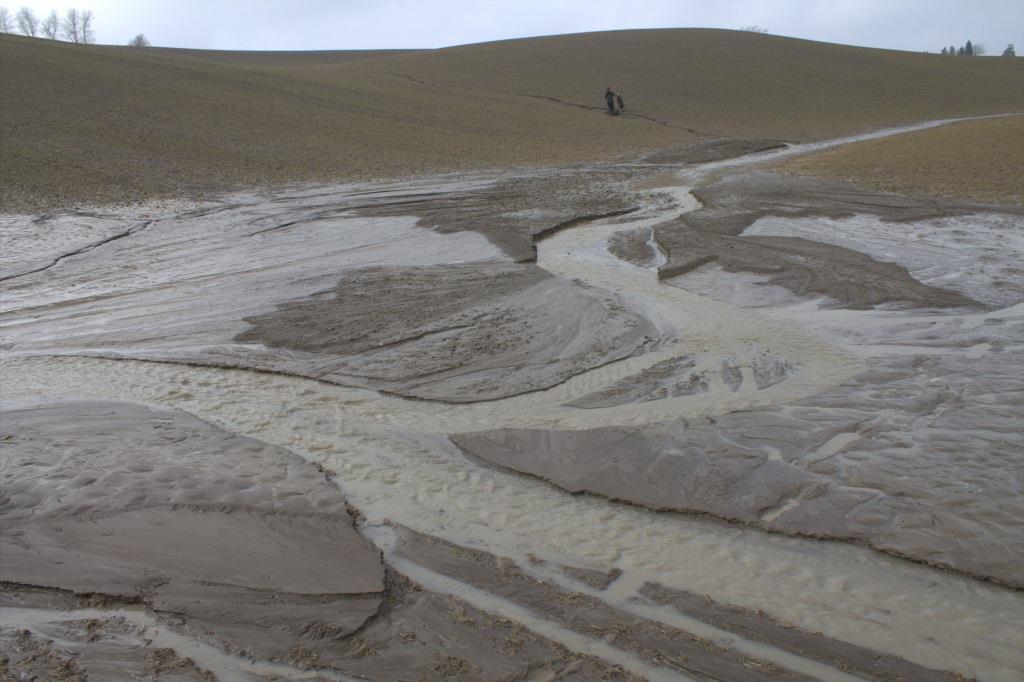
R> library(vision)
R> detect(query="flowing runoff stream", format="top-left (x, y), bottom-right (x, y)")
top-left (2, 116), bottom-right (1022, 681)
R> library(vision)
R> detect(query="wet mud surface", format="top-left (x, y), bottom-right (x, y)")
top-left (0, 402), bottom-right (649, 681)
top-left (661, 229), bottom-right (975, 309)
top-left (2, 118), bottom-right (1023, 681)
top-left (636, 583), bottom-right (958, 682)
top-left (454, 329), bottom-right (1024, 586)
top-left (347, 138), bottom-right (791, 262)
top-left (565, 349), bottom-right (792, 408)
top-left (390, 525), bottom-right (817, 682)
top-left (237, 262), bottom-right (659, 402)
top-left (640, 139), bottom-right (788, 165)
top-left (348, 167), bottom-right (650, 262)
top-left (1, 400), bottom-right (386, 656)
top-left (391, 525), bottom-right (962, 681)
top-left (0, 595), bottom-right (216, 682)
top-left (643, 171), bottom-right (1016, 309)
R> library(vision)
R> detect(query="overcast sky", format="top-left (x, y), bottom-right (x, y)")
top-left (8, 0), bottom-right (1023, 54)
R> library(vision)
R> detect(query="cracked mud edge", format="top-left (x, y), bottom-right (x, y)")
top-left (1, 201), bottom-right (247, 282)
top-left (0, 219), bottom-right (155, 282)
top-left (0, 584), bottom-right (356, 682)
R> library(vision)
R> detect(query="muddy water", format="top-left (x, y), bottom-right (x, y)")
top-left (2, 117), bottom-right (1023, 681)
top-left (0, 606), bottom-right (357, 681)
top-left (6, 350), bottom-right (1023, 679)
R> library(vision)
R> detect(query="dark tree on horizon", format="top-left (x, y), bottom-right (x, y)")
top-left (965, 40), bottom-right (974, 56)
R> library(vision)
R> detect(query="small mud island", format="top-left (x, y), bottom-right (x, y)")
top-left (1, 25), bottom-right (1023, 682)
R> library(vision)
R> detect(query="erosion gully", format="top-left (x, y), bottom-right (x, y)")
top-left (1, 116), bottom-right (1022, 681)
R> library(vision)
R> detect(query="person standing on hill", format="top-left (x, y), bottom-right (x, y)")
top-left (605, 87), bottom-right (617, 115)
top-left (616, 92), bottom-right (625, 113)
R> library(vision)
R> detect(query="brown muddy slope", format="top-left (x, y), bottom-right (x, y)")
top-left (358, 28), bottom-right (1024, 142)
top-left (5, 28), bottom-right (1023, 211)
top-left (148, 46), bottom-right (419, 66)
top-left (641, 171), bottom-right (1010, 308)
top-left (641, 138), bottom-right (788, 164)
top-left (0, 33), bottom-right (691, 212)
top-left (237, 262), bottom-right (660, 402)
top-left (777, 114), bottom-right (1024, 205)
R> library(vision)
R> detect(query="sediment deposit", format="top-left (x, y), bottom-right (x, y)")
top-left (2, 117), bottom-right (1022, 681)
top-left (236, 262), bottom-right (659, 401)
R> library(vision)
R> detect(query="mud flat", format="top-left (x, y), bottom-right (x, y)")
top-left (453, 323), bottom-right (1024, 586)
top-left (236, 262), bottom-right (659, 402)
top-left (641, 170), bottom-right (1014, 308)
top-left (0, 174), bottom-right (671, 402)
top-left (0, 401), bottom-right (644, 680)
top-left (0, 400), bottom-right (385, 661)
top-left (462, 169), bottom-right (1024, 587)
top-left (2, 117), bottom-right (1023, 681)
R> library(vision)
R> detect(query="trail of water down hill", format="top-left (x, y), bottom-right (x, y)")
top-left (2, 117), bottom-right (1023, 681)
top-left (0, 606), bottom-right (360, 682)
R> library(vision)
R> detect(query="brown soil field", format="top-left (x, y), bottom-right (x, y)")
top-left (776, 115), bottom-right (1024, 205)
top-left (360, 29), bottom-right (1024, 141)
top-left (2, 29), bottom-right (1022, 211)
top-left (148, 46), bottom-right (418, 65)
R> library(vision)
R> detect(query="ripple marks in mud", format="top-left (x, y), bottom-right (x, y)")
top-left (235, 262), bottom-right (660, 402)
top-left (0, 400), bottom-right (385, 661)
top-left (4, 356), bottom-right (1023, 682)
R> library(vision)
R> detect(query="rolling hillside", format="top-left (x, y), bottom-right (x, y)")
top-left (148, 46), bottom-right (419, 66)
top-left (365, 29), bottom-right (1024, 140)
top-left (777, 114), bottom-right (1024, 205)
top-left (2, 29), bottom-right (1022, 210)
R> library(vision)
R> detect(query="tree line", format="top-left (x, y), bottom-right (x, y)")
top-left (938, 40), bottom-right (1017, 57)
top-left (0, 6), bottom-right (95, 43)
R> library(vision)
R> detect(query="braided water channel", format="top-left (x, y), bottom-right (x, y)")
top-left (2, 118), bottom-right (1022, 680)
